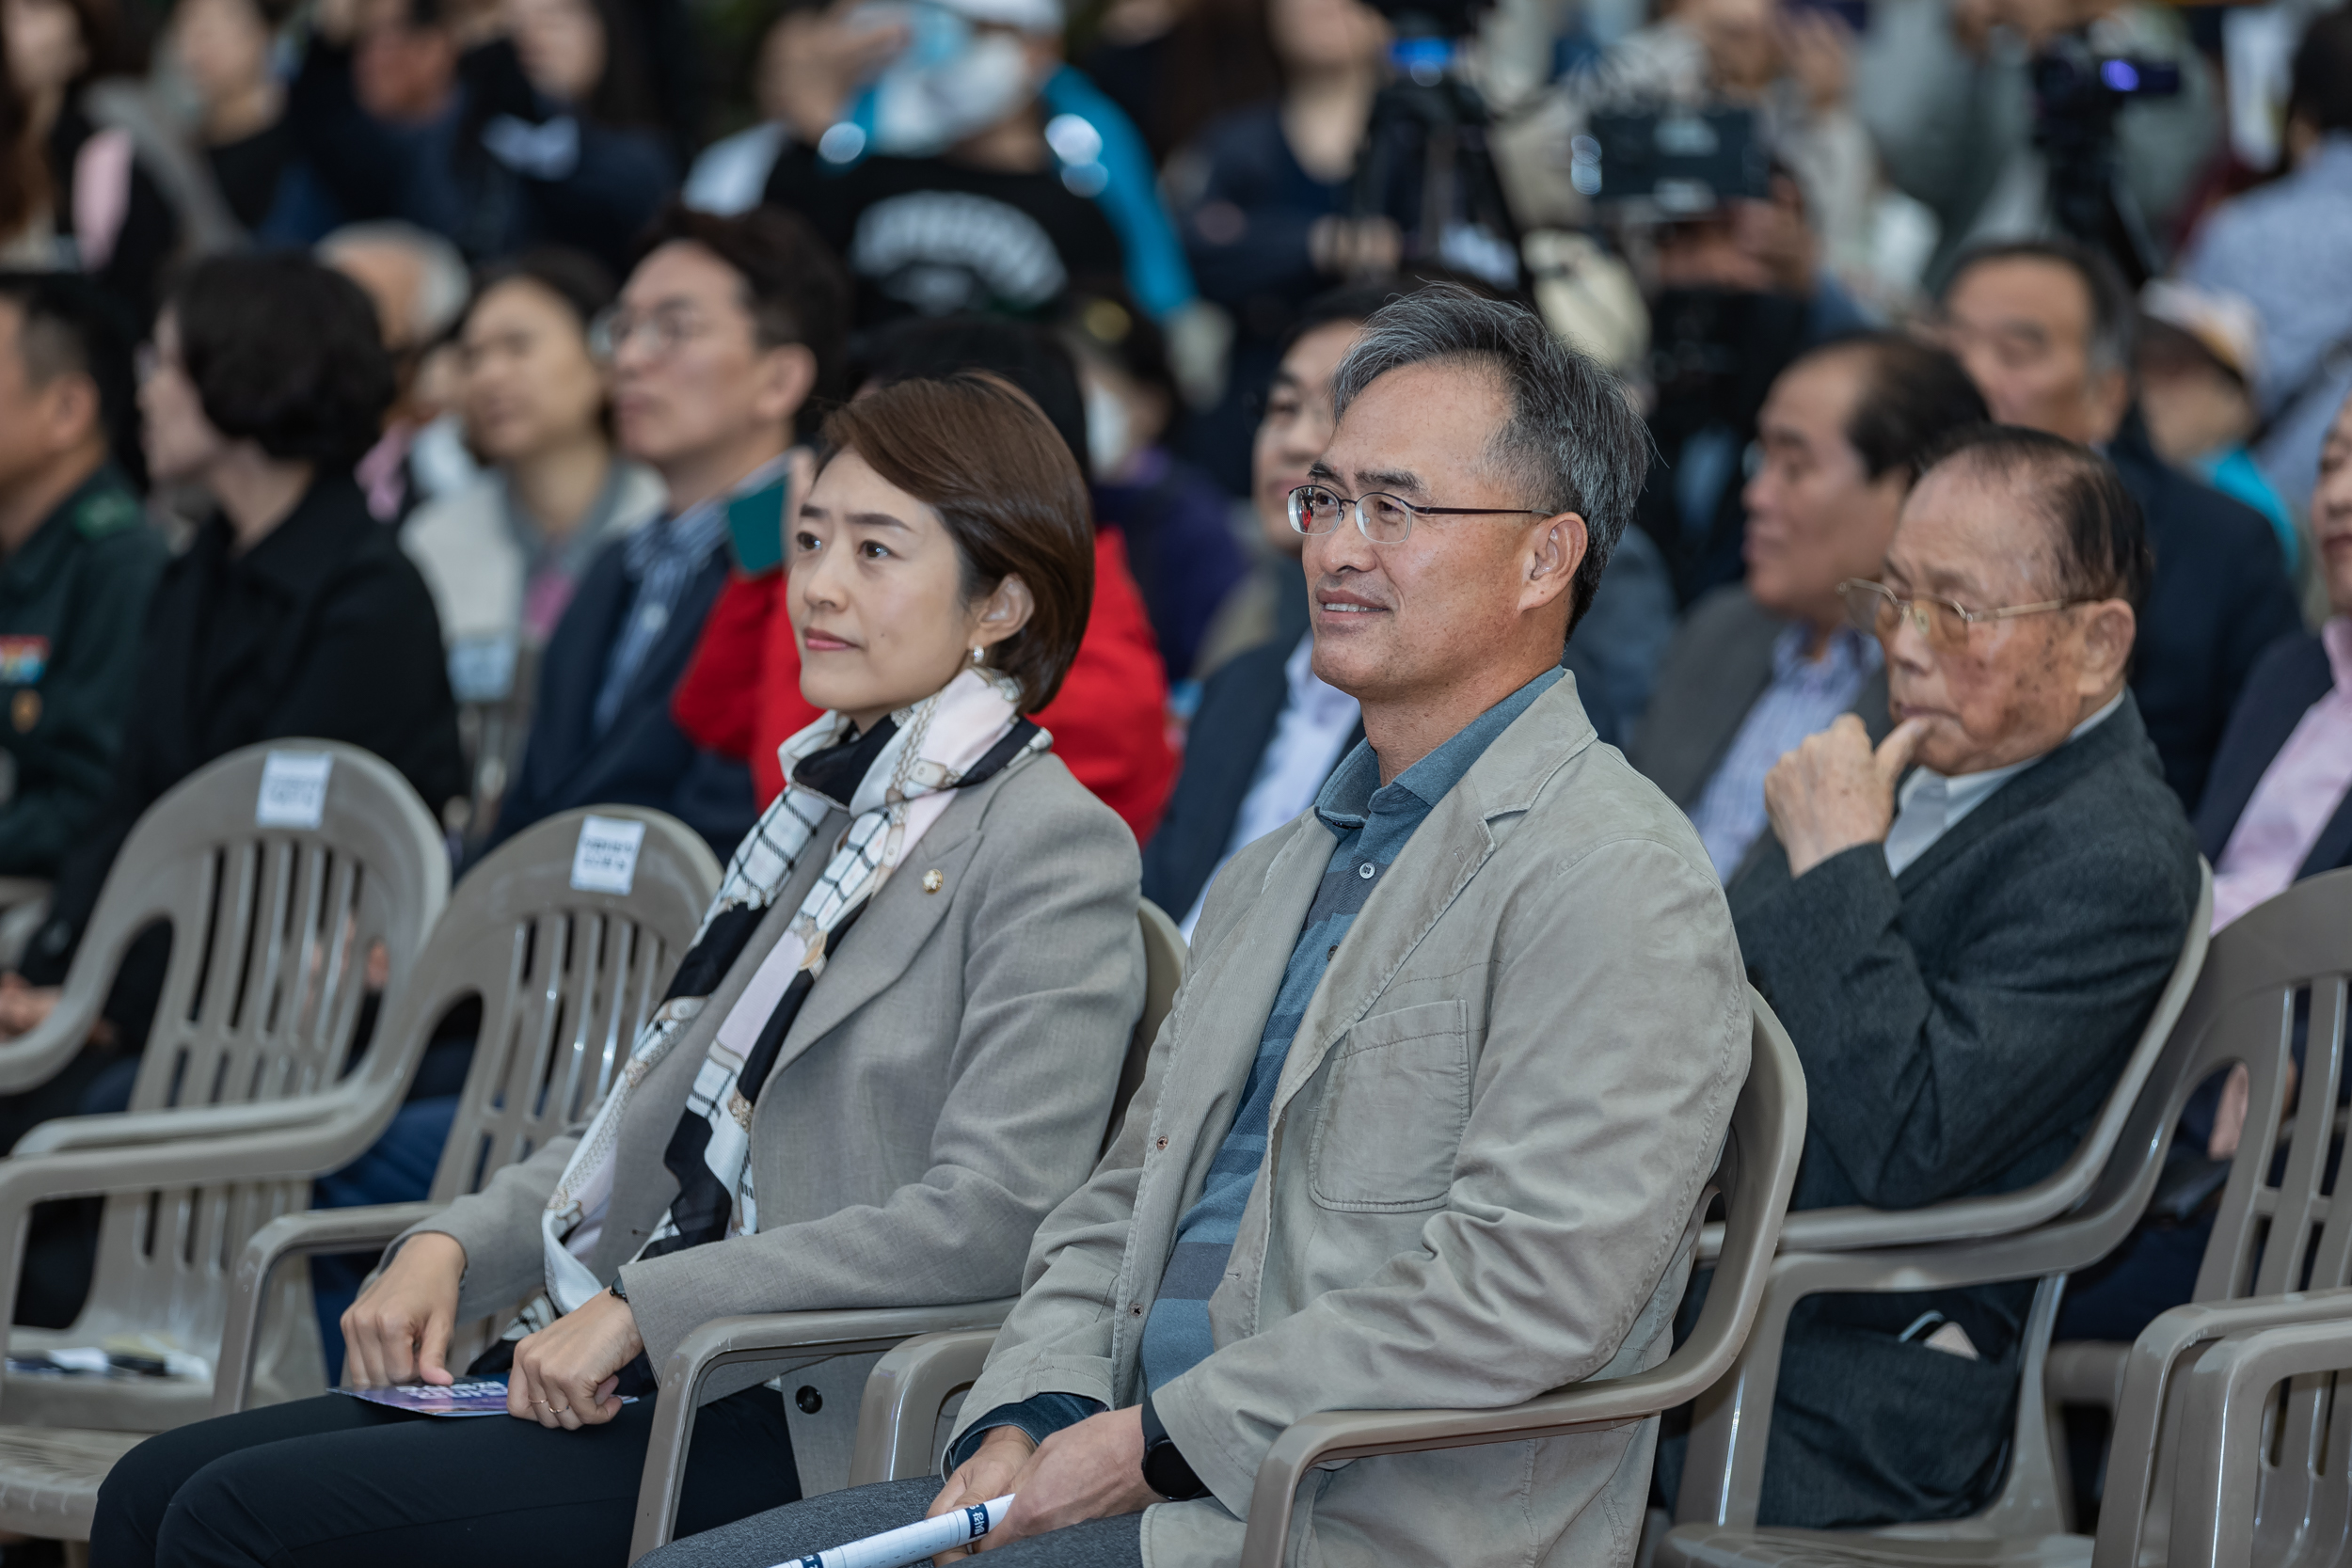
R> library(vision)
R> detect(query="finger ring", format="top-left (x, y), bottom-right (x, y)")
top-left (532, 1399), bottom-right (549, 1409)
top-left (551, 1405), bottom-right (571, 1416)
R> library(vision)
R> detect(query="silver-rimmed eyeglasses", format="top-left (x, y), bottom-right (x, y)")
top-left (1836, 578), bottom-right (2087, 653)
top-left (1287, 483), bottom-right (1546, 544)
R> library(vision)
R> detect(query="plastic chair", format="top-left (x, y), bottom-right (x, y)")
top-left (0, 878), bottom-right (50, 971)
top-left (0, 808), bottom-right (718, 1546)
top-left (0, 742), bottom-right (449, 1538)
top-left (1655, 863), bottom-right (2352, 1568)
top-left (621, 900), bottom-right (1189, 1563)
top-left (210, 806), bottom-right (725, 1419)
top-left (840, 989), bottom-right (1806, 1568)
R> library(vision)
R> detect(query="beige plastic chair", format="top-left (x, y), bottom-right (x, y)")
top-left (0, 741), bottom-right (449, 1538)
top-left (1655, 864), bottom-right (2349, 1568)
top-left (0, 878), bottom-right (50, 971)
top-left (837, 988), bottom-right (1806, 1568)
top-left (621, 899), bottom-right (1189, 1562)
top-left (211, 806), bottom-right (725, 1418)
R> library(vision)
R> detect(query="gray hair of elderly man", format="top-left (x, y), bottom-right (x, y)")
top-left (1328, 282), bottom-right (1651, 637)
top-left (316, 221), bottom-right (471, 351)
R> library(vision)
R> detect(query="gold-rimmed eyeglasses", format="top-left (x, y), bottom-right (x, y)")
top-left (1836, 578), bottom-right (2087, 653)
top-left (1287, 483), bottom-right (1545, 545)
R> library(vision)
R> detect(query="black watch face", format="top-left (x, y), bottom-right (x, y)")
top-left (1141, 1441), bottom-right (1196, 1500)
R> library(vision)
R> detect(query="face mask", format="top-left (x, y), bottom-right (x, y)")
top-left (1085, 380), bottom-right (1132, 481)
top-left (860, 3), bottom-right (1038, 158)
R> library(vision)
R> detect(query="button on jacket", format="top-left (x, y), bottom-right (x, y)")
top-left (954, 673), bottom-right (1751, 1568)
top-left (0, 464), bottom-right (165, 878)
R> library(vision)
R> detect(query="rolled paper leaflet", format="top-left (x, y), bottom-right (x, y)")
top-left (778, 1495), bottom-right (1015, 1568)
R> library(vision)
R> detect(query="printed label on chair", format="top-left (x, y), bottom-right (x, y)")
top-left (571, 816), bottom-right (645, 895)
top-left (255, 752), bottom-right (333, 829)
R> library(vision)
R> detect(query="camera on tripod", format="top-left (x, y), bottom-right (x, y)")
top-left (2029, 27), bottom-right (2181, 281)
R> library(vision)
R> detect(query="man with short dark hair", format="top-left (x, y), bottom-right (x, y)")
top-left (1634, 334), bottom-right (1986, 877)
top-left (1680, 427), bottom-right (2202, 1528)
top-left (0, 273), bottom-right (163, 881)
top-left (645, 288), bottom-right (1752, 1568)
top-left (1938, 238), bottom-right (2301, 810)
top-left (486, 204), bottom-right (849, 859)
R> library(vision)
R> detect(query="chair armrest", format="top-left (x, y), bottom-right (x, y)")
top-left (2045, 1338), bottom-right (2129, 1414)
top-left (850, 1328), bottom-right (1001, 1487)
top-left (16, 1083), bottom-right (377, 1154)
top-left (1238, 1362), bottom-right (1735, 1568)
top-left (214, 1204), bottom-right (446, 1417)
top-left (2169, 1309), bottom-right (2352, 1568)
top-left (628, 1301), bottom-right (1016, 1564)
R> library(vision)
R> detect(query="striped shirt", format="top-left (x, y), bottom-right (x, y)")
top-left (1687, 624), bottom-right (1879, 878)
top-left (1136, 667), bottom-right (1563, 1396)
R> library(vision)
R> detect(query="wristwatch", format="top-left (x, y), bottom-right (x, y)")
top-left (1138, 1395), bottom-right (1210, 1501)
top-left (608, 1275), bottom-right (629, 1305)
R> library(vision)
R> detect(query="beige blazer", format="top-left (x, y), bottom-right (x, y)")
top-left (405, 749), bottom-right (1146, 1484)
top-left (953, 675), bottom-right (1750, 1568)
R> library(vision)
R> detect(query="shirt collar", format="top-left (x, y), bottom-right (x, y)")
top-left (2324, 617), bottom-right (2352, 693)
top-left (1901, 689), bottom-right (2127, 816)
top-left (626, 451), bottom-right (791, 578)
top-left (1315, 666), bottom-right (1564, 831)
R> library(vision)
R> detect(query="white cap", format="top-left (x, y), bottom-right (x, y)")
top-left (2140, 279), bottom-right (2264, 387)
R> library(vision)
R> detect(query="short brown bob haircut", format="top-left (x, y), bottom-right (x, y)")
top-left (820, 373), bottom-right (1094, 714)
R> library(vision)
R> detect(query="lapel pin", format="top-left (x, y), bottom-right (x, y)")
top-left (921, 869), bottom-right (945, 894)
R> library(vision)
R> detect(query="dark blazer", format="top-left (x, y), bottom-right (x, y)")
top-left (1139, 633), bottom-right (1359, 920)
top-left (486, 533), bottom-right (753, 862)
top-left (2110, 409), bottom-right (2304, 813)
top-left (1630, 585), bottom-right (1891, 811)
top-left (23, 473), bottom-right (465, 1005)
top-left (2194, 630), bottom-right (2352, 879)
top-left (1724, 695), bottom-right (2201, 1528)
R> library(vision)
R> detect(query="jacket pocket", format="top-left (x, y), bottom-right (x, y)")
top-left (1306, 1000), bottom-right (1470, 1212)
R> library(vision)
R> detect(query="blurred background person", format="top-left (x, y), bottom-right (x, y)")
top-left (166, 0), bottom-right (294, 231)
top-left (320, 218), bottom-right (475, 520)
top-left (5, 0), bottom-right (180, 317)
top-left (0, 24), bottom-right (52, 264)
top-left (0, 271), bottom-right (160, 884)
top-left (2177, 5), bottom-right (2352, 529)
top-left (1077, 0), bottom-right (1280, 164)
top-left (1062, 286), bottom-right (1244, 685)
top-left (1937, 237), bottom-right (2300, 811)
top-left (2136, 278), bottom-right (2297, 575)
top-left (402, 247), bottom-right (661, 843)
top-left (0, 256), bottom-right (461, 1275)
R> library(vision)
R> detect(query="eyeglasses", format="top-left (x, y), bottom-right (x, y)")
top-left (1287, 483), bottom-right (1545, 545)
top-left (1836, 578), bottom-right (2086, 652)
top-left (589, 305), bottom-right (712, 363)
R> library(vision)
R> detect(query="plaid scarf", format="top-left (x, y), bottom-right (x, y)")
top-left (527, 666), bottom-right (1047, 1325)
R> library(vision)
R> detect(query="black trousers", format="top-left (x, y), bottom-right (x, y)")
top-left (90, 1385), bottom-right (801, 1568)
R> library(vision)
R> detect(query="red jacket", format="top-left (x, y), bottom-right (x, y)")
top-left (670, 529), bottom-right (1178, 839)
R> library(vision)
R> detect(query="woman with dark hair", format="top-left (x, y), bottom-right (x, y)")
top-left (0, 252), bottom-right (465, 1056)
top-left (403, 249), bottom-right (661, 756)
top-left (90, 372), bottom-right (1144, 1568)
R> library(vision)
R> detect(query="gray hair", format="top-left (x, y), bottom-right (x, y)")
top-left (316, 221), bottom-right (471, 348)
top-left (1329, 283), bottom-right (1650, 635)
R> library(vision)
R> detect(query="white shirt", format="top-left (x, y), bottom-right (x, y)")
top-left (1180, 635), bottom-right (1361, 937)
top-left (1883, 693), bottom-right (2126, 877)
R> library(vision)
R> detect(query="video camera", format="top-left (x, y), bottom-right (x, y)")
top-left (2030, 28), bottom-right (2182, 281)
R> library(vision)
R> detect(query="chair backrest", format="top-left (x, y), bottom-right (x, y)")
top-left (1104, 901), bottom-right (1185, 1154)
top-left (421, 810), bottom-right (723, 1207)
top-left (2093, 866), bottom-right (2352, 1567)
top-left (52, 741), bottom-right (446, 1349)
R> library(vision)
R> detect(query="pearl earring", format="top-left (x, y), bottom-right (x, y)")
top-left (969, 645), bottom-right (986, 667)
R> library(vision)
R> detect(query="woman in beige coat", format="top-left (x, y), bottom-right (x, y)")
top-left (92, 374), bottom-right (1148, 1568)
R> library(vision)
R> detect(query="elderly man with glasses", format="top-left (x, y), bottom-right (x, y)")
top-left (643, 285), bottom-right (1752, 1568)
top-left (1658, 426), bottom-right (2203, 1531)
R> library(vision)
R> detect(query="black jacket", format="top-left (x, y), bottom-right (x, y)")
top-left (23, 473), bottom-right (464, 1004)
top-left (2195, 630), bottom-right (2352, 877)
top-left (1721, 695), bottom-right (2201, 1528)
top-left (2109, 409), bottom-right (2304, 812)
top-left (484, 532), bottom-right (753, 863)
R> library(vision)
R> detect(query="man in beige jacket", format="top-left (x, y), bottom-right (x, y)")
top-left (647, 284), bottom-right (1752, 1568)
